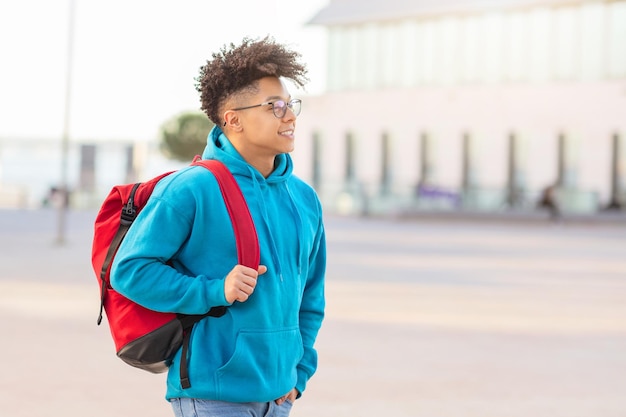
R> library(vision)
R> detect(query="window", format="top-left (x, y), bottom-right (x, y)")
top-left (553, 7), bottom-right (578, 80)
top-left (418, 20), bottom-right (437, 84)
top-left (345, 26), bottom-right (360, 89)
top-left (503, 11), bottom-right (528, 82)
top-left (327, 28), bottom-right (343, 91)
top-left (439, 16), bottom-right (460, 85)
top-left (361, 23), bottom-right (380, 89)
top-left (380, 23), bottom-right (400, 87)
top-left (528, 8), bottom-right (552, 81)
top-left (481, 12), bottom-right (504, 82)
top-left (579, 3), bottom-right (605, 80)
top-left (607, 2), bottom-right (626, 78)
top-left (399, 19), bottom-right (418, 87)
top-left (459, 15), bottom-right (480, 83)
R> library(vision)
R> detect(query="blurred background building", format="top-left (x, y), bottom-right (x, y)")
top-left (0, 137), bottom-right (181, 210)
top-left (1, 0), bottom-right (625, 218)
top-left (294, 0), bottom-right (626, 216)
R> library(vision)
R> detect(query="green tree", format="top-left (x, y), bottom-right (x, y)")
top-left (160, 111), bottom-right (214, 161)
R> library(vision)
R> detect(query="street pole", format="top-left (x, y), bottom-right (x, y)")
top-left (56, 0), bottom-right (76, 245)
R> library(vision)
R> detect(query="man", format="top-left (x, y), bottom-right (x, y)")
top-left (111, 37), bottom-right (326, 417)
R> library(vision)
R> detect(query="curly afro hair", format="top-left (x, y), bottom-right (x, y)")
top-left (195, 36), bottom-right (309, 125)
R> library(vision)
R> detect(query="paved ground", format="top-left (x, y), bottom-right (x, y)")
top-left (0, 209), bottom-right (625, 417)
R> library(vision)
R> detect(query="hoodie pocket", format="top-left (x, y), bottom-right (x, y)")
top-left (215, 327), bottom-right (303, 400)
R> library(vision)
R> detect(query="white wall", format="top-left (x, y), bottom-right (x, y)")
top-left (293, 81), bottom-right (626, 209)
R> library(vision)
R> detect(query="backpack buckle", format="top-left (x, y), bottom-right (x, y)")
top-left (120, 183), bottom-right (140, 226)
top-left (120, 200), bottom-right (137, 226)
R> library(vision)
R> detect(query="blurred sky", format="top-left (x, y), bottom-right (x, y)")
top-left (0, 0), bottom-right (329, 142)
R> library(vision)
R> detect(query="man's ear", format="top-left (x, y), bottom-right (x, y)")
top-left (223, 110), bottom-right (243, 132)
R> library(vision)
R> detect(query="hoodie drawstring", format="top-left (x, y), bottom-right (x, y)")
top-left (285, 183), bottom-right (303, 275)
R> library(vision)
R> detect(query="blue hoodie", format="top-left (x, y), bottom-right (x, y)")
top-left (110, 126), bottom-right (326, 403)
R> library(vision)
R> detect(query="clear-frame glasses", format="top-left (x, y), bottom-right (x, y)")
top-left (231, 99), bottom-right (302, 118)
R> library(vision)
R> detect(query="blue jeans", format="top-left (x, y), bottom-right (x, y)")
top-left (170, 398), bottom-right (293, 417)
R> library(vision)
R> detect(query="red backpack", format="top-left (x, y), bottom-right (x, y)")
top-left (92, 158), bottom-right (259, 389)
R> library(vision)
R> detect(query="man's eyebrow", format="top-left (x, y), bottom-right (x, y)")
top-left (264, 95), bottom-right (291, 102)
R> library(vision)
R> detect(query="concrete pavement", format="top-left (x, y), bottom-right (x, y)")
top-left (1, 209), bottom-right (625, 417)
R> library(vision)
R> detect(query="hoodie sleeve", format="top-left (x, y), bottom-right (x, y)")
top-left (110, 175), bottom-right (230, 314)
top-left (295, 214), bottom-right (327, 397)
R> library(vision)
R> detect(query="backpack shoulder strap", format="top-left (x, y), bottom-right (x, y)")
top-left (178, 159), bottom-right (260, 389)
top-left (192, 159), bottom-right (259, 269)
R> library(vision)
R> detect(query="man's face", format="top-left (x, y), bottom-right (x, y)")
top-left (235, 76), bottom-right (297, 158)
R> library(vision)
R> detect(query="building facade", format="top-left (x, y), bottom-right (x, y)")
top-left (0, 137), bottom-right (183, 209)
top-left (293, 0), bottom-right (626, 214)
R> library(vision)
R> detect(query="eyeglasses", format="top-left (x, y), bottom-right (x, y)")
top-left (231, 99), bottom-right (302, 119)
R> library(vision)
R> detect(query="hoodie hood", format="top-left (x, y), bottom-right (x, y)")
top-left (201, 126), bottom-right (293, 183)
top-left (201, 125), bottom-right (304, 277)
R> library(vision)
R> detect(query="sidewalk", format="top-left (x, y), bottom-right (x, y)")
top-left (397, 207), bottom-right (626, 225)
top-left (1, 209), bottom-right (625, 417)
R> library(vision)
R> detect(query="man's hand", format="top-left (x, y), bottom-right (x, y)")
top-left (275, 388), bottom-right (298, 405)
top-left (224, 264), bottom-right (267, 304)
